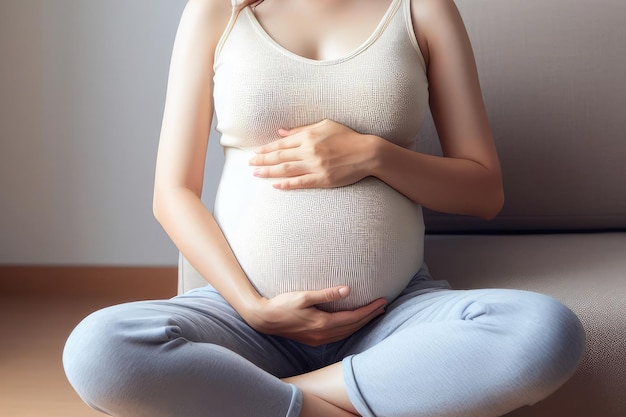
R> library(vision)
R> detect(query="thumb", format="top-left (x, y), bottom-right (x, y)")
top-left (279, 119), bottom-right (329, 137)
top-left (303, 286), bottom-right (350, 306)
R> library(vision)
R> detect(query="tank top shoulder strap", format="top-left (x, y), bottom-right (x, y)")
top-left (400, 0), bottom-right (427, 71)
top-left (214, 0), bottom-right (246, 62)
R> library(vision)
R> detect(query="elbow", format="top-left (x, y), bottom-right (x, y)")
top-left (152, 186), bottom-right (167, 224)
top-left (152, 197), bottom-right (163, 224)
top-left (152, 184), bottom-right (201, 224)
top-left (478, 186), bottom-right (504, 221)
top-left (479, 200), bottom-right (503, 221)
top-left (476, 166), bottom-right (504, 220)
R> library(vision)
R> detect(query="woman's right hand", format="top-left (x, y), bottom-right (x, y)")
top-left (242, 287), bottom-right (387, 346)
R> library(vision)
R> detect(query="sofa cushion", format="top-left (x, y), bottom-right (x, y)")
top-left (424, 232), bottom-right (626, 417)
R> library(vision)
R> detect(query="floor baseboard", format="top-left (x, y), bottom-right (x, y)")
top-left (0, 266), bottom-right (178, 299)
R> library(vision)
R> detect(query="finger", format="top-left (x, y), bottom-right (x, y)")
top-left (325, 298), bottom-right (387, 328)
top-left (253, 162), bottom-right (310, 179)
top-left (346, 297), bottom-right (387, 319)
top-left (249, 148), bottom-right (302, 167)
top-left (278, 119), bottom-right (330, 137)
top-left (254, 136), bottom-right (301, 154)
top-left (351, 302), bottom-right (387, 327)
top-left (300, 286), bottom-right (350, 307)
top-left (303, 302), bottom-right (387, 345)
top-left (291, 299), bottom-right (386, 346)
top-left (272, 174), bottom-right (324, 190)
top-left (353, 298), bottom-right (388, 317)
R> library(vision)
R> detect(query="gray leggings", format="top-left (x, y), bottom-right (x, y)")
top-left (63, 269), bottom-right (585, 417)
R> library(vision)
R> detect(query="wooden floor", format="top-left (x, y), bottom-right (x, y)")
top-left (0, 267), bottom-right (177, 417)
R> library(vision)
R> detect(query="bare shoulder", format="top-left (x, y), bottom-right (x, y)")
top-left (181, 0), bottom-right (233, 42)
top-left (410, 0), bottom-right (464, 29)
top-left (186, 0), bottom-right (233, 14)
top-left (409, 0), bottom-right (468, 66)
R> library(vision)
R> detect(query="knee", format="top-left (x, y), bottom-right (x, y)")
top-left (63, 306), bottom-right (121, 410)
top-left (507, 292), bottom-right (586, 402)
top-left (63, 303), bottom-right (170, 411)
top-left (531, 294), bottom-right (586, 373)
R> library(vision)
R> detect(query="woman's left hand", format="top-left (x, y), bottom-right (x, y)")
top-left (249, 119), bottom-right (378, 190)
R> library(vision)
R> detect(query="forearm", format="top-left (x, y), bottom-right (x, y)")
top-left (153, 187), bottom-right (263, 314)
top-left (369, 136), bottom-right (504, 219)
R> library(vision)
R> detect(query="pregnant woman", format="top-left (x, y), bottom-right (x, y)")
top-left (63, 0), bottom-right (585, 416)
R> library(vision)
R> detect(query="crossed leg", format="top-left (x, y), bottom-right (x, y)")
top-left (284, 364), bottom-right (358, 417)
top-left (63, 285), bottom-right (584, 417)
top-left (288, 288), bottom-right (585, 417)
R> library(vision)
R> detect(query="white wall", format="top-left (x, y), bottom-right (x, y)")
top-left (0, 0), bottom-right (224, 265)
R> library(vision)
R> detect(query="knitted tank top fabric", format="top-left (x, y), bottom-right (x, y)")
top-left (212, 0), bottom-right (430, 312)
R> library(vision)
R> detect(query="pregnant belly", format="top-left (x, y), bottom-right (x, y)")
top-left (214, 151), bottom-right (425, 312)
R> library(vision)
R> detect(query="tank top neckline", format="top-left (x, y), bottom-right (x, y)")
top-left (243, 0), bottom-right (402, 66)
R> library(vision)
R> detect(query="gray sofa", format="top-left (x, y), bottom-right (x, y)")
top-left (179, 0), bottom-right (626, 415)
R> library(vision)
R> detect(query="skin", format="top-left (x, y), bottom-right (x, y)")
top-left (153, 0), bottom-right (503, 415)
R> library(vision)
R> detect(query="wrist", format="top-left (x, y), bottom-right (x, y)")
top-left (240, 297), bottom-right (287, 336)
top-left (364, 134), bottom-right (387, 178)
top-left (234, 292), bottom-right (272, 328)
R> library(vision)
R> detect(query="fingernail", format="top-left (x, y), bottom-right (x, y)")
top-left (338, 287), bottom-right (350, 298)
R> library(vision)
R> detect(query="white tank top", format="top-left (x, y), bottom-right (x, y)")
top-left (212, 0), bottom-right (430, 311)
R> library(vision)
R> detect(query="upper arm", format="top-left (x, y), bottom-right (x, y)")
top-left (411, 0), bottom-right (501, 174)
top-left (154, 0), bottom-right (232, 198)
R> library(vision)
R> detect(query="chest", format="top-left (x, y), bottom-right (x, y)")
top-left (249, 0), bottom-right (396, 62)
top-left (213, 2), bottom-right (429, 149)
